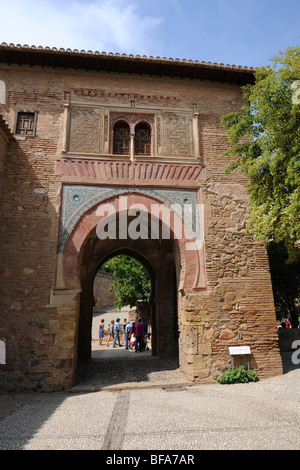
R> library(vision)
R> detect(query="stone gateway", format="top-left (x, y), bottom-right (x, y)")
top-left (0, 43), bottom-right (282, 391)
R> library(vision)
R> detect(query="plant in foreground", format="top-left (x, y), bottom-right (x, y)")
top-left (217, 365), bottom-right (258, 384)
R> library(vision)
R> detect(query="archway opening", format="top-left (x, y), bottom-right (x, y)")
top-left (75, 207), bottom-right (182, 386)
top-left (92, 254), bottom-right (153, 353)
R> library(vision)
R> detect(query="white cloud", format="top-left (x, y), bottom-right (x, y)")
top-left (0, 0), bottom-right (163, 55)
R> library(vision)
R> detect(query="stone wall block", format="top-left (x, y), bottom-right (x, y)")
top-left (180, 325), bottom-right (198, 355)
top-left (219, 329), bottom-right (236, 340)
top-left (198, 342), bottom-right (212, 355)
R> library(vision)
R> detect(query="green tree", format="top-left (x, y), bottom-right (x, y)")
top-left (101, 255), bottom-right (151, 309)
top-left (221, 46), bottom-right (300, 261)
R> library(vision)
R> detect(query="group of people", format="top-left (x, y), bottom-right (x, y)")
top-left (98, 317), bottom-right (151, 353)
top-left (277, 318), bottom-right (292, 329)
top-left (277, 318), bottom-right (300, 329)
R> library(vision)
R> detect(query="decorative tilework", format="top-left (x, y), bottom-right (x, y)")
top-left (59, 185), bottom-right (199, 253)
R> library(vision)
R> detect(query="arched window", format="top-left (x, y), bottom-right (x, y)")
top-left (135, 123), bottom-right (151, 156)
top-left (113, 121), bottom-right (130, 155)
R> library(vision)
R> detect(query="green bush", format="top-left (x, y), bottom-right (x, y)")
top-left (217, 365), bottom-right (258, 385)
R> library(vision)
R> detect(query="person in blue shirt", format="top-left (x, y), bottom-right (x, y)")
top-left (113, 318), bottom-right (123, 348)
top-left (125, 321), bottom-right (132, 349)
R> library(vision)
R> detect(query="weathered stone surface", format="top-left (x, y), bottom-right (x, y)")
top-left (198, 342), bottom-right (212, 355)
top-left (181, 326), bottom-right (198, 355)
top-left (219, 330), bottom-right (236, 340)
top-left (93, 271), bottom-right (117, 309)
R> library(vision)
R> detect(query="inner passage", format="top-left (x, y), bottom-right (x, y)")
top-left (92, 255), bottom-right (152, 352)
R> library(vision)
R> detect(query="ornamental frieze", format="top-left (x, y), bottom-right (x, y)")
top-left (69, 88), bottom-right (180, 105)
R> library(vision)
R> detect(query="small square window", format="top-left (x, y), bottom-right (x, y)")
top-left (15, 111), bottom-right (37, 137)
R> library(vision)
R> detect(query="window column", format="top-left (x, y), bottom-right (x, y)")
top-left (193, 105), bottom-right (200, 160)
top-left (130, 133), bottom-right (135, 163)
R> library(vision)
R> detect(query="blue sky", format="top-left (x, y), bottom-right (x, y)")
top-left (0, 0), bottom-right (299, 68)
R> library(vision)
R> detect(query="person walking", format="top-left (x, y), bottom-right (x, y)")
top-left (125, 321), bottom-right (131, 349)
top-left (146, 320), bottom-right (151, 340)
top-left (98, 319), bottom-right (105, 345)
top-left (285, 318), bottom-right (292, 329)
top-left (129, 322), bottom-right (135, 350)
top-left (134, 317), bottom-right (145, 353)
top-left (113, 318), bottom-right (123, 348)
top-left (107, 320), bottom-right (114, 347)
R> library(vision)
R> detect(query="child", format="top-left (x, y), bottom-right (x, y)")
top-left (130, 333), bottom-right (136, 350)
top-left (129, 321), bottom-right (135, 350)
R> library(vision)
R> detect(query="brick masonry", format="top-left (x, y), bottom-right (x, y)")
top-left (0, 46), bottom-right (282, 391)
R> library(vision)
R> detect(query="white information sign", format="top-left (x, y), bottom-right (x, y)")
top-left (229, 346), bottom-right (251, 356)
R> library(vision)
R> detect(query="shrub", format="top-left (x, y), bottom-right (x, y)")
top-left (217, 365), bottom-right (258, 384)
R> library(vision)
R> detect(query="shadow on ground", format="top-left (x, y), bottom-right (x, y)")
top-left (76, 344), bottom-right (183, 388)
top-left (281, 351), bottom-right (300, 374)
top-left (75, 347), bottom-right (299, 390)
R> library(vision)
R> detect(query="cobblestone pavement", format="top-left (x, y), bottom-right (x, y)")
top-left (0, 352), bottom-right (300, 451)
top-left (76, 342), bottom-right (186, 392)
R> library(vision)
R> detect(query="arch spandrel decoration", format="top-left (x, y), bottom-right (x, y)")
top-left (59, 185), bottom-right (206, 290)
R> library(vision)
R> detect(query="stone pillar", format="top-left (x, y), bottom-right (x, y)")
top-left (46, 289), bottom-right (81, 389)
top-left (192, 105), bottom-right (200, 160)
top-left (56, 253), bottom-right (66, 288)
top-left (130, 133), bottom-right (135, 163)
top-left (180, 292), bottom-right (213, 382)
top-left (62, 103), bottom-right (70, 153)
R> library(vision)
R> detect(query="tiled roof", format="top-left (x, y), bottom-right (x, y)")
top-left (0, 43), bottom-right (255, 85)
